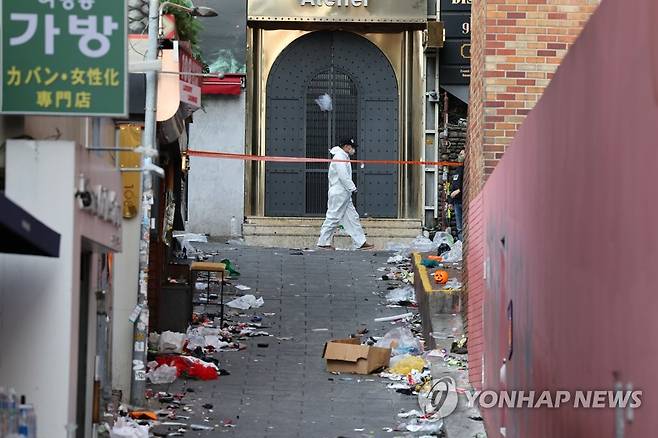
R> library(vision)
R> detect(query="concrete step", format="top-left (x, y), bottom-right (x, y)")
top-left (245, 217), bottom-right (422, 229)
top-left (243, 225), bottom-right (420, 238)
top-left (242, 216), bottom-right (422, 249)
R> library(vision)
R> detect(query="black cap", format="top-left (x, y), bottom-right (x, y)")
top-left (340, 137), bottom-right (358, 148)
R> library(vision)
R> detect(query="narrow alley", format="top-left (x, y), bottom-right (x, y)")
top-left (141, 241), bottom-right (469, 437)
top-left (2, 0), bottom-right (656, 437)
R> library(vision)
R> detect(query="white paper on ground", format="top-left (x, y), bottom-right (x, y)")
top-left (227, 295), bottom-right (264, 310)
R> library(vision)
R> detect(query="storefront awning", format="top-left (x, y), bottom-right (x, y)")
top-left (202, 75), bottom-right (244, 96)
top-left (0, 193), bottom-right (60, 257)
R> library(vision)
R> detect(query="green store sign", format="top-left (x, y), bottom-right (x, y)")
top-left (1, 0), bottom-right (127, 116)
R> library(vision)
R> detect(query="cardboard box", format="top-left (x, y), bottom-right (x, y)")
top-left (322, 338), bottom-right (391, 375)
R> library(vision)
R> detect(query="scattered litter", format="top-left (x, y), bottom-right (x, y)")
top-left (385, 286), bottom-right (416, 305)
top-left (398, 409), bottom-right (424, 418)
top-left (155, 355), bottom-right (219, 381)
top-left (442, 278), bottom-right (463, 290)
top-left (439, 241), bottom-right (463, 263)
top-left (387, 255), bottom-right (407, 264)
top-left (389, 354), bottom-right (427, 375)
top-left (109, 417), bottom-right (149, 438)
top-left (387, 383), bottom-right (411, 390)
top-left (128, 411), bottom-right (158, 421)
top-left (312, 328), bottom-right (329, 332)
top-left (158, 331), bottom-right (185, 354)
top-left (376, 327), bottom-right (422, 356)
top-left (421, 258), bottom-right (440, 268)
top-left (220, 258), bottom-right (241, 277)
top-left (380, 372), bottom-right (404, 381)
top-left (222, 419), bottom-right (236, 428)
top-left (173, 233), bottom-right (207, 256)
top-left (404, 418), bottom-right (444, 433)
top-left (235, 284), bottom-right (251, 291)
top-left (374, 313), bottom-right (413, 323)
top-left (433, 231), bottom-right (454, 247)
top-left (396, 388), bottom-right (414, 396)
top-left (146, 364), bottom-right (177, 384)
top-left (190, 424), bottom-right (215, 431)
top-left (227, 295), bottom-right (264, 310)
top-left (323, 338), bottom-right (391, 374)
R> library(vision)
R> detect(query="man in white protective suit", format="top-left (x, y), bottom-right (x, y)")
top-left (317, 138), bottom-right (375, 250)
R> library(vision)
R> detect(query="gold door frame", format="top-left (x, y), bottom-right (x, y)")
top-left (245, 28), bottom-right (424, 219)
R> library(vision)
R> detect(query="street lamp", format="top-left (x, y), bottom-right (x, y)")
top-left (160, 2), bottom-right (218, 17)
top-left (130, 0), bottom-right (217, 406)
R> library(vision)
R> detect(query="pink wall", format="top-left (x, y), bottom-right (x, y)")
top-left (472, 0), bottom-right (658, 436)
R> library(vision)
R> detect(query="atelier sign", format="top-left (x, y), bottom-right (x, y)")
top-left (248, 0), bottom-right (426, 24)
top-left (300, 0), bottom-right (368, 6)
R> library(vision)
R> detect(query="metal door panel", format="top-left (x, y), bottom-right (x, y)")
top-left (265, 31), bottom-right (398, 217)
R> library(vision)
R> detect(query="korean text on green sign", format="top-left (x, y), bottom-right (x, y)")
top-left (1, 0), bottom-right (127, 116)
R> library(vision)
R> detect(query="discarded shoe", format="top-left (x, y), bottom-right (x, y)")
top-left (359, 242), bottom-right (375, 250)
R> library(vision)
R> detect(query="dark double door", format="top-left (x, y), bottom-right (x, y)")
top-left (265, 31), bottom-right (399, 218)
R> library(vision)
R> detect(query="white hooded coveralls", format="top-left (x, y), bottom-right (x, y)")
top-left (317, 146), bottom-right (367, 248)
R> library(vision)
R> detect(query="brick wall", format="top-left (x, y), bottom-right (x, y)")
top-left (466, 192), bottom-right (485, 391)
top-left (466, 0), bottom-right (599, 200)
top-left (462, 0), bottom-right (599, 392)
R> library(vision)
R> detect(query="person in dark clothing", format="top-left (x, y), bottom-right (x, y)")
top-left (449, 149), bottom-right (466, 241)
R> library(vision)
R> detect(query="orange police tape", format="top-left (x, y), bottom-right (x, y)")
top-left (187, 149), bottom-right (462, 167)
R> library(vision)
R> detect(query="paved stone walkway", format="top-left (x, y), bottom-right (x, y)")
top-left (150, 244), bottom-right (421, 437)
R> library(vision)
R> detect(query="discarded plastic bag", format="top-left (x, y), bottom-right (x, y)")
top-left (405, 418), bottom-right (444, 433)
top-left (204, 335), bottom-right (222, 350)
top-left (315, 93), bottom-right (333, 111)
top-left (185, 333), bottom-right (205, 351)
top-left (389, 354), bottom-right (427, 375)
top-left (159, 331), bottom-right (185, 354)
top-left (442, 278), bottom-right (462, 290)
top-left (227, 294), bottom-right (264, 310)
top-left (386, 286), bottom-right (416, 304)
top-left (156, 355), bottom-right (219, 380)
top-left (148, 332), bottom-right (160, 351)
top-left (173, 232), bottom-right (207, 255)
top-left (387, 254), bottom-right (407, 264)
top-left (110, 417), bottom-right (149, 438)
top-left (220, 259), bottom-right (241, 277)
top-left (404, 235), bottom-right (439, 256)
top-left (432, 231), bottom-right (454, 247)
top-left (147, 364), bottom-right (177, 384)
top-left (376, 327), bottom-right (422, 356)
top-left (440, 240), bottom-right (463, 263)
